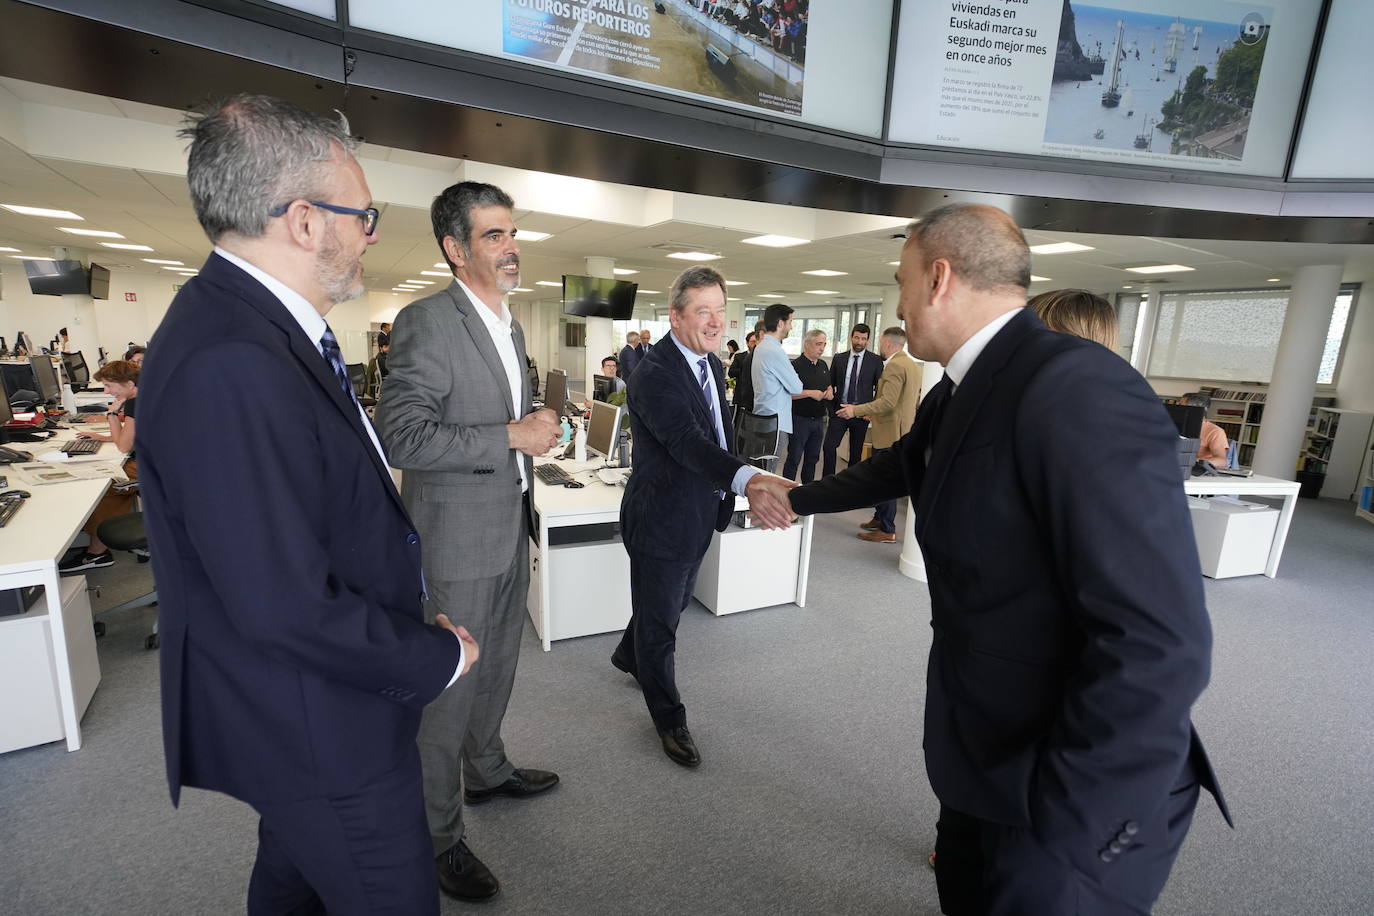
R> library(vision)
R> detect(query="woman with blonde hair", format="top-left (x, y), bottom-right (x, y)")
top-left (1029, 288), bottom-right (1118, 350)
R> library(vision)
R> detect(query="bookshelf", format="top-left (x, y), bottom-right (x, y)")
top-left (1202, 389), bottom-right (1268, 468)
top-left (1301, 407), bottom-right (1374, 501)
top-left (1357, 424), bottom-right (1374, 525)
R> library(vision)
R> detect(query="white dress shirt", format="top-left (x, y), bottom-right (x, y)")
top-left (943, 308), bottom-right (1024, 392)
top-left (214, 248), bottom-right (465, 683)
top-left (454, 278), bottom-right (529, 493)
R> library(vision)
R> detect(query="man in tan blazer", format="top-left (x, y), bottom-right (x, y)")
top-left (836, 326), bottom-right (922, 542)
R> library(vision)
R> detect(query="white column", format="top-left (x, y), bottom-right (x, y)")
top-left (584, 256), bottom-right (615, 392)
top-left (898, 358), bottom-right (947, 582)
top-left (1129, 289), bottom-right (1160, 375)
top-left (1252, 263), bottom-right (1344, 480)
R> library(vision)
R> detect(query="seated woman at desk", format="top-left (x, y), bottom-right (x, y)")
top-left (60, 359), bottom-right (140, 573)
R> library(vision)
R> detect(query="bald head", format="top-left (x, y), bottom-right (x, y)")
top-left (907, 204), bottom-right (1031, 294)
top-left (895, 204), bottom-right (1032, 364)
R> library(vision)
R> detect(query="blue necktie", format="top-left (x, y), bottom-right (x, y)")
top-left (698, 358), bottom-right (723, 447)
top-left (320, 325), bottom-right (356, 402)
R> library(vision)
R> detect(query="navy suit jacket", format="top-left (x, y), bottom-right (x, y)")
top-left (621, 339), bottom-right (744, 560)
top-left (829, 348), bottom-right (882, 411)
top-left (792, 309), bottom-right (1228, 880)
top-left (618, 343), bottom-right (644, 381)
top-left (138, 253), bottom-right (459, 806)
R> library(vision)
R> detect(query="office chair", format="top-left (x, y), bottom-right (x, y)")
top-left (346, 362), bottom-right (376, 408)
top-left (92, 508), bottom-right (160, 650)
top-left (364, 356), bottom-right (383, 400)
top-left (62, 350), bottom-right (90, 388)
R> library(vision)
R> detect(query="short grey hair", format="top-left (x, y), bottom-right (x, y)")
top-left (181, 94), bottom-right (356, 242)
top-left (669, 266), bottom-right (727, 312)
top-left (907, 204), bottom-right (1031, 293)
top-left (431, 182), bottom-right (516, 269)
top-left (803, 328), bottom-right (827, 343)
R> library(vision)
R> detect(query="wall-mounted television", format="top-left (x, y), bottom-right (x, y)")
top-left (88, 263), bottom-right (111, 300)
top-left (22, 259), bottom-right (88, 296)
top-left (562, 275), bottom-right (637, 320)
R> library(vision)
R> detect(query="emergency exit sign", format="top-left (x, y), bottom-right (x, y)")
top-left (124, 292), bottom-right (137, 302)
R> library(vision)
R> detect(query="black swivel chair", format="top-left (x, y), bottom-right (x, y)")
top-left (61, 351), bottom-right (90, 388)
top-left (93, 508), bottom-right (160, 650)
top-left (347, 362), bottom-right (376, 408)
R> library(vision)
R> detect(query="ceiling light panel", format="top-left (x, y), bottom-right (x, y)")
top-left (741, 234), bottom-right (809, 248)
top-left (59, 227), bottom-right (124, 238)
top-left (1029, 242), bottom-right (1095, 255)
top-left (143, 258), bottom-right (184, 265)
top-left (801, 269), bottom-right (847, 277)
top-left (536, 280), bottom-right (562, 287)
top-left (2, 204), bottom-right (84, 219)
top-left (101, 242), bottom-right (154, 251)
top-left (516, 230), bottom-right (551, 242)
top-left (420, 270), bottom-right (450, 277)
top-left (804, 289), bottom-right (839, 295)
top-left (613, 268), bottom-right (638, 275)
top-left (1124, 264), bottom-right (1195, 275)
top-left (1030, 275), bottom-right (1051, 282)
top-left (665, 251), bottom-right (721, 261)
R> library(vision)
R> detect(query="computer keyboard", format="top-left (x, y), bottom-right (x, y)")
top-left (534, 463), bottom-right (573, 485)
top-left (60, 438), bottom-right (101, 455)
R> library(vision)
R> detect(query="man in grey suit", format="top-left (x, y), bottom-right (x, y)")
top-left (376, 181), bottom-right (562, 903)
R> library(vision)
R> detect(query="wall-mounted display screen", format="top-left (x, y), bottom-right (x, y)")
top-left (1289, 0), bottom-right (1372, 179)
top-left (887, 0), bottom-right (1323, 177)
top-left (347, 0), bottom-right (892, 137)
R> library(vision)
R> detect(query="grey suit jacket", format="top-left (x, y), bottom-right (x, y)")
top-left (375, 282), bottom-right (533, 582)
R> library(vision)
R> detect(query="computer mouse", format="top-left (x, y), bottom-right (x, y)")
top-left (563, 480), bottom-right (585, 489)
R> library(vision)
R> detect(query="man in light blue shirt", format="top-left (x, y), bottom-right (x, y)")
top-left (750, 303), bottom-right (805, 468)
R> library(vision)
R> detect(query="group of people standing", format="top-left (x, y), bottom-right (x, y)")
top-left (135, 90), bottom-right (1227, 916)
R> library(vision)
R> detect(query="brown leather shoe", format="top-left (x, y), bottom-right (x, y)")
top-left (859, 519), bottom-right (882, 530)
top-left (857, 530), bottom-right (896, 543)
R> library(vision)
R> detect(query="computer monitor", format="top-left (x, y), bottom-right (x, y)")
top-left (1164, 403), bottom-right (1205, 439)
top-left (29, 356), bottom-right (61, 404)
top-left (0, 376), bottom-right (14, 426)
top-left (61, 351), bottom-right (90, 388)
top-left (543, 369), bottom-right (568, 416)
top-left (592, 373), bottom-right (615, 403)
top-left (587, 400), bottom-right (621, 459)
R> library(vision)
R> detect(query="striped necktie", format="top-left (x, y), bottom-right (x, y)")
top-left (698, 358), bottom-right (723, 447)
top-left (319, 325), bottom-right (356, 402)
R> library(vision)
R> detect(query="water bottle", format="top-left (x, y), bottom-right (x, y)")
top-left (574, 425), bottom-right (587, 463)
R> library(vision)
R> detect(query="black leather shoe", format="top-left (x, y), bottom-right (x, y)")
top-left (611, 652), bottom-right (639, 679)
top-left (464, 768), bottom-right (560, 805)
top-left (435, 840), bottom-right (500, 902)
top-left (658, 726), bottom-right (701, 768)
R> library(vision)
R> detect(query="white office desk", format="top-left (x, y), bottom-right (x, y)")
top-left (0, 472), bottom-right (113, 752)
top-left (1183, 474), bottom-right (1302, 578)
top-left (526, 460), bottom-right (814, 650)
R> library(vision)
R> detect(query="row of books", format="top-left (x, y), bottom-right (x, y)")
top-left (1203, 388), bottom-right (1267, 402)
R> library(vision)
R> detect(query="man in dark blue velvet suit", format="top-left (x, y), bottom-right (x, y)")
top-left (612, 266), bottom-right (795, 768)
top-left (138, 94), bottom-right (477, 914)
top-left (761, 204), bottom-right (1230, 914)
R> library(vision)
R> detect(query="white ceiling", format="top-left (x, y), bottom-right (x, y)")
top-left (2, 76), bottom-right (1372, 311)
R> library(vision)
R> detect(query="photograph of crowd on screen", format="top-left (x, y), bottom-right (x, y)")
top-left (1044, 0), bottom-right (1271, 161)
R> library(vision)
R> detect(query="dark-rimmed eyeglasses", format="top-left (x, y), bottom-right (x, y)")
top-left (269, 200), bottom-right (380, 236)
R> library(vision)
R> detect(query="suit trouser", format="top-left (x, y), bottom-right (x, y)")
top-left (933, 780), bottom-right (1200, 916)
top-left (417, 536), bottom-right (529, 855)
top-left (822, 415), bottom-right (869, 477)
top-left (247, 746), bottom-right (438, 916)
top-left (615, 546), bottom-right (707, 731)
top-left (782, 415), bottom-right (824, 483)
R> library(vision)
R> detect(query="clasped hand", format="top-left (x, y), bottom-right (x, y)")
top-left (435, 614), bottom-right (481, 676)
top-left (508, 408), bottom-right (562, 456)
top-left (744, 472), bottom-right (799, 529)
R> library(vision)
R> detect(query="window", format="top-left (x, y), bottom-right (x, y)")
top-left (1146, 285), bottom-right (1359, 384)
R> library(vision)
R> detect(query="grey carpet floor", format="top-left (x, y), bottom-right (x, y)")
top-left (1, 496), bottom-right (1371, 914)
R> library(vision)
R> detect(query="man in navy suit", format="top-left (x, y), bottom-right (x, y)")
top-left (612, 266), bottom-right (795, 767)
top-left (759, 204), bottom-right (1229, 913)
top-left (618, 330), bottom-right (643, 380)
top-left (821, 322), bottom-right (881, 477)
top-left (137, 94), bottom-right (478, 914)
